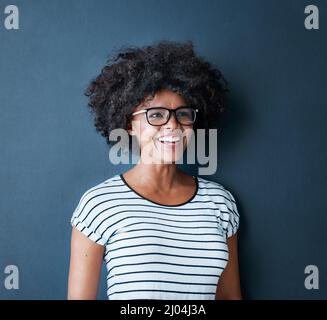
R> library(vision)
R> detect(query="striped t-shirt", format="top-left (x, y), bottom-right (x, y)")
top-left (70, 173), bottom-right (240, 300)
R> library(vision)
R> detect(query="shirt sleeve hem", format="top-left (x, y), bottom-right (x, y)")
top-left (71, 217), bottom-right (107, 246)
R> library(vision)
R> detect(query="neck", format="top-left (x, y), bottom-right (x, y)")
top-left (127, 163), bottom-right (183, 191)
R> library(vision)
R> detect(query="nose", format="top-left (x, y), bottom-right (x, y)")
top-left (163, 110), bottom-right (180, 129)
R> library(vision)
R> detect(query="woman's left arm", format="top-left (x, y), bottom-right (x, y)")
top-left (215, 233), bottom-right (242, 300)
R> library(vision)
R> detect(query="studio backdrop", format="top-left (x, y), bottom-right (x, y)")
top-left (0, 0), bottom-right (326, 299)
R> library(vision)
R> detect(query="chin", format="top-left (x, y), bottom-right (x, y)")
top-left (153, 151), bottom-right (184, 164)
top-left (140, 139), bottom-right (186, 164)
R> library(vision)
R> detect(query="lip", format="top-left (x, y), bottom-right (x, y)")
top-left (153, 135), bottom-right (184, 148)
top-left (156, 136), bottom-right (181, 143)
top-left (158, 140), bottom-right (179, 145)
top-left (156, 133), bottom-right (182, 139)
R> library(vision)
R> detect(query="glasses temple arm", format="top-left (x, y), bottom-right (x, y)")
top-left (132, 108), bottom-right (198, 116)
top-left (131, 110), bottom-right (147, 116)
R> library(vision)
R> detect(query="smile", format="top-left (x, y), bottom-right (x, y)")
top-left (157, 136), bottom-right (181, 143)
top-left (155, 135), bottom-right (183, 147)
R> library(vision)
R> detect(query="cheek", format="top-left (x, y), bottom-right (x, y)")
top-left (134, 121), bottom-right (158, 146)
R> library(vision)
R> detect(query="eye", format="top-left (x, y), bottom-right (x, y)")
top-left (148, 112), bottom-right (164, 118)
top-left (177, 110), bottom-right (192, 118)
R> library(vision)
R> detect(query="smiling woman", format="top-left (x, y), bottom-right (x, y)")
top-left (68, 40), bottom-right (242, 300)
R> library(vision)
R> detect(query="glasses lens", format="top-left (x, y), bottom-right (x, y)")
top-left (147, 108), bottom-right (169, 125)
top-left (176, 107), bottom-right (196, 125)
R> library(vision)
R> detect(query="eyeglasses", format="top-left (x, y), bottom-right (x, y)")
top-left (130, 106), bottom-right (198, 126)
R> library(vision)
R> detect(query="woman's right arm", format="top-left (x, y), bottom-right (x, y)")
top-left (67, 226), bottom-right (105, 300)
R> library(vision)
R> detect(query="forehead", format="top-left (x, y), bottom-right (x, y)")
top-left (136, 89), bottom-right (187, 111)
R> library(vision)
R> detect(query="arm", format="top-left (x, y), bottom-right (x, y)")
top-left (67, 226), bottom-right (105, 300)
top-left (216, 232), bottom-right (242, 300)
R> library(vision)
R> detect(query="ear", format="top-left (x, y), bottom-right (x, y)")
top-left (127, 119), bottom-right (135, 136)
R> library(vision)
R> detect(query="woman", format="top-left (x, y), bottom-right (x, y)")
top-left (68, 41), bottom-right (242, 300)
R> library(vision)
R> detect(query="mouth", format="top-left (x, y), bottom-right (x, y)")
top-left (155, 135), bottom-right (182, 146)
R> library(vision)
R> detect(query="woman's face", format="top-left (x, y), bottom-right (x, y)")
top-left (128, 89), bottom-right (195, 164)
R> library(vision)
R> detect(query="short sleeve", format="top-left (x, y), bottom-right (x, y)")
top-left (70, 189), bottom-right (107, 246)
top-left (225, 189), bottom-right (240, 237)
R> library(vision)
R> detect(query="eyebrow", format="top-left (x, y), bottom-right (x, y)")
top-left (143, 105), bottom-right (190, 109)
top-left (132, 106), bottom-right (198, 116)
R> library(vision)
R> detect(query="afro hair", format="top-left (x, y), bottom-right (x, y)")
top-left (84, 40), bottom-right (229, 147)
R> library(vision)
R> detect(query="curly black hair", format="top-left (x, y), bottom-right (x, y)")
top-left (84, 40), bottom-right (229, 148)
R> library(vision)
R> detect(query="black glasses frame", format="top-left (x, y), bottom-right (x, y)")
top-left (131, 106), bottom-right (199, 126)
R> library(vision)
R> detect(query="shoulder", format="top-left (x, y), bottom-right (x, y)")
top-left (198, 177), bottom-right (240, 237)
top-left (197, 176), bottom-right (236, 203)
top-left (71, 174), bottom-right (126, 220)
top-left (197, 176), bottom-right (240, 237)
top-left (77, 174), bottom-right (123, 201)
top-left (82, 174), bottom-right (120, 197)
top-left (70, 174), bottom-right (126, 244)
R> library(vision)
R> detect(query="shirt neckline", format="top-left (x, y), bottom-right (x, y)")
top-left (119, 173), bottom-right (199, 207)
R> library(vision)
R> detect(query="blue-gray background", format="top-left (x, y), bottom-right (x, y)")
top-left (0, 0), bottom-right (326, 299)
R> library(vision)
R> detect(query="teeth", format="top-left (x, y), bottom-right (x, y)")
top-left (158, 136), bottom-right (181, 143)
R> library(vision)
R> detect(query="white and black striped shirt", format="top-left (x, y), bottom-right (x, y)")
top-left (70, 174), bottom-right (240, 300)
